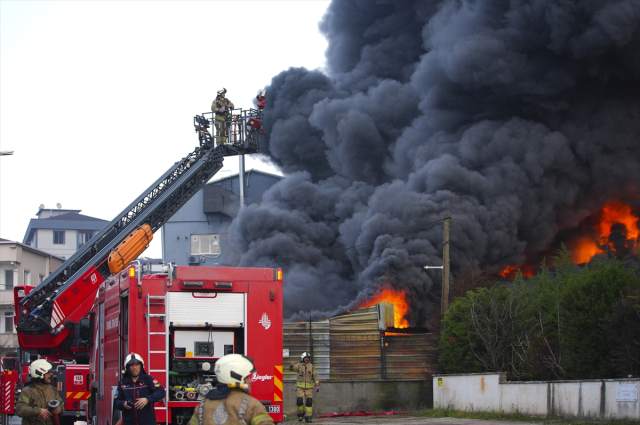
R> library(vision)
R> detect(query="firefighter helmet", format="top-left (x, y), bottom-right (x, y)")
top-left (214, 354), bottom-right (256, 387)
top-left (217, 88), bottom-right (227, 96)
top-left (29, 359), bottom-right (54, 379)
top-left (124, 352), bottom-right (144, 370)
top-left (300, 352), bottom-right (311, 361)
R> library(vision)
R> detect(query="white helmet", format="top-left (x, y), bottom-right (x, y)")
top-left (124, 352), bottom-right (144, 371)
top-left (217, 88), bottom-right (227, 96)
top-left (300, 352), bottom-right (311, 361)
top-left (30, 359), bottom-right (54, 379)
top-left (214, 354), bottom-right (255, 388)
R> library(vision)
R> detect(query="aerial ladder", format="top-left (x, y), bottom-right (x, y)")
top-left (15, 90), bottom-right (268, 360)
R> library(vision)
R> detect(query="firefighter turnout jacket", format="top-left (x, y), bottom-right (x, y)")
top-left (114, 373), bottom-right (166, 425)
top-left (290, 362), bottom-right (319, 389)
top-left (15, 380), bottom-right (65, 425)
top-left (211, 97), bottom-right (235, 117)
top-left (188, 385), bottom-right (274, 425)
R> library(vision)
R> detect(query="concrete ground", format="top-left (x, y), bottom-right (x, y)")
top-left (5, 415), bottom-right (548, 425)
top-left (295, 416), bottom-right (545, 425)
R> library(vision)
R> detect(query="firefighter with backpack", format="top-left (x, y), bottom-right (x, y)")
top-left (187, 354), bottom-right (273, 425)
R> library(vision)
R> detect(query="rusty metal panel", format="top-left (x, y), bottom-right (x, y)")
top-left (384, 333), bottom-right (439, 379)
top-left (329, 306), bottom-right (383, 380)
top-left (329, 333), bottom-right (381, 380)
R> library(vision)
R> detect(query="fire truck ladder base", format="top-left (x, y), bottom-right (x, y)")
top-left (147, 295), bottom-right (167, 412)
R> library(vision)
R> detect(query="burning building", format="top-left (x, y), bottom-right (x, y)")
top-left (228, 0), bottom-right (640, 327)
top-left (284, 302), bottom-right (437, 381)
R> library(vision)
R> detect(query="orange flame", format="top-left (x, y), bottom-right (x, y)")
top-left (572, 236), bottom-right (604, 264)
top-left (355, 285), bottom-right (410, 328)
top-left (599, 203), bottom-right (639, 242)
top-left (498, 264), bottom-right (534, 280)
top-left (572, 203), bottom-right (639, 264)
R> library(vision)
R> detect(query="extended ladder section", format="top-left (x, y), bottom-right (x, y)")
top-left (17, 94), bottom-right (266, 340)
top-left (147, 294), bottom-right (167, 416)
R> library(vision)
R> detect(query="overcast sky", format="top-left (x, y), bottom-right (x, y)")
top-left (0, 0), bottom-right (329, 257)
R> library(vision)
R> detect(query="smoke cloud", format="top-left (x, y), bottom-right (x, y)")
top-left (228, 0), bottom-right (640, 323)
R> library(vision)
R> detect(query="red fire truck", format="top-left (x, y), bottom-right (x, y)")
top-left (1, 357), bottom-right (19, 425)
top-left (0, 350), bottom-right (90, 425)
top-left (13, 94), bottom-right (281, 424)
top-left (89, 263), bottom-right (283, 425)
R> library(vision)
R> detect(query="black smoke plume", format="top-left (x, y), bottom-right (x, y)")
top-left (228, 0), bottom-right (640, 323)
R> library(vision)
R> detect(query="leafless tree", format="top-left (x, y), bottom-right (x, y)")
top-left (467, 282), bottom-right (536, 380)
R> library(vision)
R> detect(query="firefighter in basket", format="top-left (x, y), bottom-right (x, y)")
top-left (15, 359), bottom-right (64, 425)
top-left (211, 88), bottom-right (235, 145)
top-left (289, 352), bottom-right (319, 423)
top-left (114, 353), bottom-right (166, 425)
top-left (187, 354), bottom-right (274, 425)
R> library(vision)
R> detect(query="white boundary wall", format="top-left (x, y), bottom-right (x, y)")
top-left (433, 373), bottom-right (640, 420)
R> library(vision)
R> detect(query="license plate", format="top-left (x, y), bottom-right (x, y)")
top-left (268, 405), bottom-right (280, 413)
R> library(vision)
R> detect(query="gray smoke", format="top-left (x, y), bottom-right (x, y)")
top-left (228, 0), bottom-right (640, 323)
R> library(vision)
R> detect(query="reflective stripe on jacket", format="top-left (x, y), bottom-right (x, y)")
top-left (187, 389), bottom-right (274, 425)
top-left (15, 381), bottom-right (65, 425)
top-left (211, 97), bottom-right (234, 115)
top-left (289, 362), bottom-right (318, 389)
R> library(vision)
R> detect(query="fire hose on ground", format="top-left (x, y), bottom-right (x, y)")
top-left (316, 411), bottom-right (412, 418)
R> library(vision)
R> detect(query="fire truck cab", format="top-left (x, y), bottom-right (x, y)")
top-left (87, 264), bottom-right (284, 425)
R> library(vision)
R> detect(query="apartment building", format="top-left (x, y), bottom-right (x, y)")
top-left (0, 238), bottom-right (64, 356)
top-left (23, 207), bottom-right (108, 260)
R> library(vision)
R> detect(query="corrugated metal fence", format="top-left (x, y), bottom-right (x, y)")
top-left (283, 320), bottom-right (330, 380)
top-left (283, 304), bottom-right (438, 381)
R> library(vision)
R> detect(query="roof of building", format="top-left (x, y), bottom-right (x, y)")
top-left (38, 212), bottom-right (106, 222)
top-left (0, 238), bottom-right (66, 261)
top-left (36, 208), bottom-right (81, 217)
top-left (208, 168), bottom-right (284, 184)
top-left (22, 212), bottom-right (109, 244)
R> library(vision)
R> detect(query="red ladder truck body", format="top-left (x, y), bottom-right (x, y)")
top-left (89, 264), bottom-right (283, 425)
top-left (12, 94), bottom-right (273, 425)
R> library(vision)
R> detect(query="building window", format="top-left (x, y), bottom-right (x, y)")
top-left (78, 231), bottom-right (94, 248)
top-left (24, 270), bottom-right (31, 286)
top-left (190, 234), bottom-right (221, 257)
top-left (4, 312), bottom-right (13, 333)
top-left (53, 230), bottom-right (65, 244)
top-left (4, 270), bottom-right (13, 290)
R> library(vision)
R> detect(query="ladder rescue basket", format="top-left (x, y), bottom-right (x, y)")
top-left (108, 224), bottom-right (153, 274)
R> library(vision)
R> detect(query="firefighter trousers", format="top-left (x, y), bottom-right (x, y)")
top-left (296, 388), bottom-right (314, 418)
top-left (214, 115), bottom-right (229, 144)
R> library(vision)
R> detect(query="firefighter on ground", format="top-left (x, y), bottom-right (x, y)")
top-left (289, 352), bottom-right (319, 423)
top-left (187, 354), bottom-right (273, 425)
top-left (211, 88), bottom-right (234, 145)
top-left (114, 352), bottom-right (166, 425)
top-left (15, 359), bottom-right (64, 425)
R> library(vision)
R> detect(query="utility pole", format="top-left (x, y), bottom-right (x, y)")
top-left (442, 214), bottom-right (451, 317)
